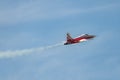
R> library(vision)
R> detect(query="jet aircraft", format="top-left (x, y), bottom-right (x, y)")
top-left (64, 33), bottom-right (95, 45)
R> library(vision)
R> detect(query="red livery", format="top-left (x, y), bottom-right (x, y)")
top-left (64, 33), bottom-right (95, 45)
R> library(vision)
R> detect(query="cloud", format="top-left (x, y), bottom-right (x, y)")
top-left (0, 0), bottom-right (119, 25)
top-left (0, 0), bottom-right (72, 24)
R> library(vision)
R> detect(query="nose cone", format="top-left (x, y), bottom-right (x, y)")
top-left (91, 35), bottom-right (96, 38)
top-left (88, 35), bottom-right (96, 39)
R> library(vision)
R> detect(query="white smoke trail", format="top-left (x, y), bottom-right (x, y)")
top-left (0, 42), bottom-right (64, 59)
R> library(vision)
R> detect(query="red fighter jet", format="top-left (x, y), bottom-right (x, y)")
top-left (64, 33), bottom-right (95, 45)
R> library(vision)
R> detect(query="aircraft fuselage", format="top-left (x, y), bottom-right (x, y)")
top-left (64, 34), bottom-right (95, 45)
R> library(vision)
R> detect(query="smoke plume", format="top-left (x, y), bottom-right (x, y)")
top-left (0, 42), bottom-right (64, 59)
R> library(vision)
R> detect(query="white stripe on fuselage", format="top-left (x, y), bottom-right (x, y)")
top-left (79, 39), bottom-right (87, 42)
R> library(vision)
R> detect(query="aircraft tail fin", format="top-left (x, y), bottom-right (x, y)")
top-left (67, 33), bottom-right (73, 40)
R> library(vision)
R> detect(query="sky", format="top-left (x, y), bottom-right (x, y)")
top-left (0, 0), bottom-right (120, 80)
